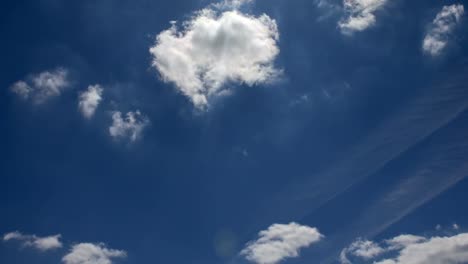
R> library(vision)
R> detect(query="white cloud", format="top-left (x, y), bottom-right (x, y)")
top-left (341, 232), bottom-right (468, 264)
top-left (62, 243), bottom-right (126, 264)
top-left (240, 222), bottom-right (324, 264)
top-left (79, 85), bottom-right (104, 119)
top-left (10, 81), bottom-right (33, 99)
top-left (343, 238), bottom-right (385, 262)
top-left (10, 68), bottom-right (70, 104)
top-left (423, 4), bottom-right (464, 56)
top-left (375, 233), bottom-right (468, 264)
top-left (109, 111), bottom-right (149, 142)
top-left (314, 0), bottom-right (342, 21)
top-left (213, 0), bottom-right (253, 10)
top-left (149, 6), bottom-right (280, 109)
top-left (338, 0), bottom-right (387, 34)
top-left (385, 234), bottom-right (427, 251)
top-left (3, 231), bottom-right (62, 251)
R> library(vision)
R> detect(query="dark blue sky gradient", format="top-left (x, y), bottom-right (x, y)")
top-left (1, 0), bottom-right (468, 263)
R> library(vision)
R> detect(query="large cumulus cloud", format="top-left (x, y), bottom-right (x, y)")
top-left (150, 5), bottom-right (280, 109)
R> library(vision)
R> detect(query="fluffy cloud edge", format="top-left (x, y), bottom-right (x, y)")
top-left (10, 68), bottom-right (70, 104)
top-left (149, 4), bottom-right (280, 109)
top-left (423, 4), bottom-right (465, 56)
top-left (79, 84), bottom-right (104, 119)
top-left (240, 222), bottom-right (324, 264)
top-left (338, 0), bottom-right (388, 34)
top-left (62, 243), bottom-right (127, 264)
top-left (109, 110), bottom-right (150, 142)
top-left (341, 231), bottom-right (468, 264)
top-left (3, 231), bottom-right (63, 251)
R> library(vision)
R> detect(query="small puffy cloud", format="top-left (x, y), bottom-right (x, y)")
top-left (338, 0), bottom-right (387, 34)
top-left (150, 5), bottom-right (280, 109)
top-left (240, 222), bottom-right (324, 264)
top-left (62, 243), bottom-right (126, 264)
top-left (10, 68), bottom-right (70, 104)
top-left (341, 232), bottom-right (468, 264)
top-left (10, 81), bottom-right (32, 99)
top-left (79, 85), bottom-right (104, 119)
top-left (3, 231), bottom-right (62, 251)
top-left (384, 234), bottom-right (427, 251)
top-left (340, 238), bottom-right (385, 263)
top-left (423, 4), bottom-right (464, 56)
top-left (109, 111), bottom-right (149, 142)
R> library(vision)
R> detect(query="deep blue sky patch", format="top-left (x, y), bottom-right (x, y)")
top-left (1, 0), bottom-right (468, 264)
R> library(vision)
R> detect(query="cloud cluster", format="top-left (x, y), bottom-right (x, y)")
top-left (338, 0), bottom-right (387, 34)
top-left (4, 231), bottom-right (126, 264)
top-left (10, 67), bottom-right (148, 143)
top-left (341, 233), bottom-right (468, 264)
top-left (240, 222), bottom-right (324, 264)
top-left (150, 6), bottom-right (280, 109)
top-left (3, 231), bottom-right (62, 251)
top-left (109, 111), bottom-right (149, 141)
top-left (79, 85), bottom-right (104, 119)
top-left (423, 4), bottom-right (465, 56)
top-left (62, 243), bottom-right (126, 264)
top-left (10, 68), bottom-right (70, 104)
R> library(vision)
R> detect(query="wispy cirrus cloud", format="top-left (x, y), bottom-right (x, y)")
top-left (240, 222), bottom-right (324, 264)
top-left (3, 231), bottom-right (62, 251)
top-left (149, 1), bottom-right (280, 109)
top-left (10, 68), bottom-right (70, 104)
top-left (62, 243), bottom-right (126, 264)
top-left (423, 4), bottom-right (464, 56)
top-left (338, 0), bottom-right (387, 34)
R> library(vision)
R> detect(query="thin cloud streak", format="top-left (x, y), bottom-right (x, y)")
top-left (316, 80), bottom-right (468, 262)
top-left (254, 70), bottom-right (468, 234)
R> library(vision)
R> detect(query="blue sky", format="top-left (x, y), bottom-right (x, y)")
top-left (1, 0), bottom-right (468, 263)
